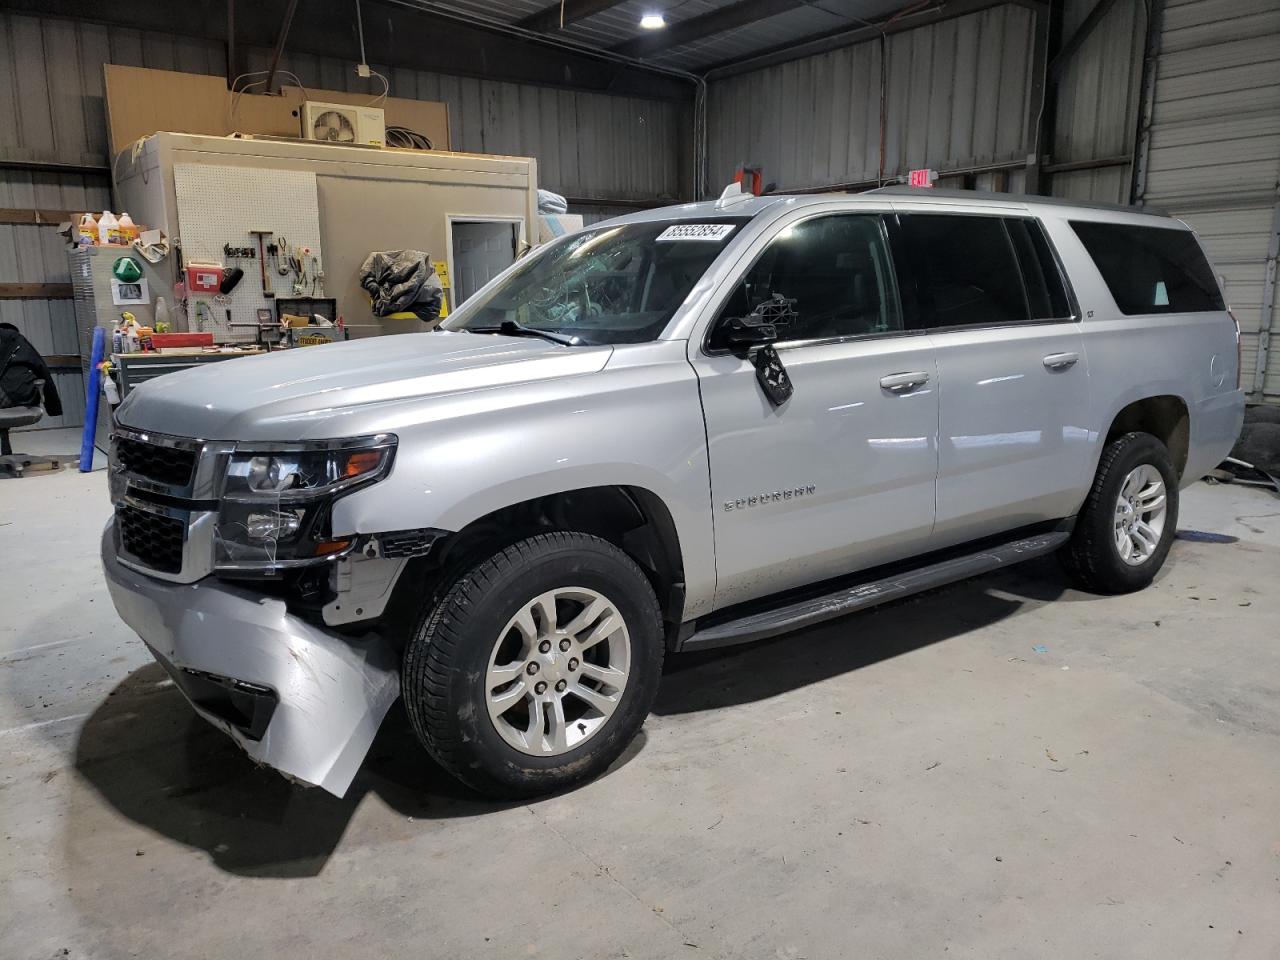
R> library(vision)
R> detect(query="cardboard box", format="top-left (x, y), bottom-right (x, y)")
top-left (104, 65), bottom-right (450, 157)
top-left (538, 214), bottom-right (584, 244)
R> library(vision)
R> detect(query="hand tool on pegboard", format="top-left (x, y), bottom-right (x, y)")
top-left (249, 229), bottom-right (275, 298)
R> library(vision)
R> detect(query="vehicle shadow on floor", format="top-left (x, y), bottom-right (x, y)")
top-left (654, 556), bottom-right (1068, 715)
top-left (71, 673), bottom-right (606, 878)
top-left (72, 558), bottom-right (1067, 878)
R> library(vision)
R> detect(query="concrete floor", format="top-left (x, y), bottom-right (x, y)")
top-left (3, 430), bottom-right (1279, 959)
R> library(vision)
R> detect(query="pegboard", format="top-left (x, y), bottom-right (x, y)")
top-left (173, 163), bottom-right (325, 342)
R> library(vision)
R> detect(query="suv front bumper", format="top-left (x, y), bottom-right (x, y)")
top-left (101, 522), bottom-right (400, 797)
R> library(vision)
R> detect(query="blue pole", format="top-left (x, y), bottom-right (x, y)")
top-left (80, 326), bottom-right (106, 472)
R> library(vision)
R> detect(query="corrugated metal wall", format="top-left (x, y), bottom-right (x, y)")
top-left (705, 4), bottom-right (1039, 192)
top-left (0, 11), bottom-right (688, 428)
top-left (1049, 0), bottom-right (1146, 204)
top-left (0, 173), bottom-right (110, 429)
top-left (1137, 0), bottom-right (1280, 401)
top-left (0, 13), bottom-right (689, 196)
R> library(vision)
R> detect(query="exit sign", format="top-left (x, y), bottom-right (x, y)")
top-left (908, 168), bottom-right (936, 188)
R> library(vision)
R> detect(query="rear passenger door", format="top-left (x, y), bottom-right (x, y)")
top-left (893, 210), bottom-right (1092, 548)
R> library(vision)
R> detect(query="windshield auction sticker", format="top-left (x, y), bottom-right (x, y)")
top-left (656, 223), bottom-right (736, 242)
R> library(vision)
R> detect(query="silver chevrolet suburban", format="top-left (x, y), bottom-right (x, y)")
top-left (102, 187), bottom-right (1244, 799)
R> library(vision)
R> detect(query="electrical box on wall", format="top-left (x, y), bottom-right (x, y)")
top-left (302, 101), bottom-right (386, 147)
top-left (185, 263), bottom-right (223, 293)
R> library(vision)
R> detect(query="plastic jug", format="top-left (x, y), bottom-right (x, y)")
top-left (77, 212), bottom-right (98, 246)
top-left (118, 212), bottom-right (139, 244)
top-left (98, 210), bottom-right (120, 245)
top-left (154, 296), bottom-right (170, 333)
top-left (117, 311), bottom-right (139, 352)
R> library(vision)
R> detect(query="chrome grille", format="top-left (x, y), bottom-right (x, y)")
top-left (109, 427), bottom-right (232, 582)
top-left (113, 435), bottom-right (197, 487)
top-left (117, 503), bottom-right (186, 574)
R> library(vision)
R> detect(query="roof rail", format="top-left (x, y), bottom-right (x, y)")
top-left (867, 185), bottom-right (1167, 218)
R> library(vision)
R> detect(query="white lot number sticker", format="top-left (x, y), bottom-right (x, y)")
top-left (656, 223), bottom-right (735, 242)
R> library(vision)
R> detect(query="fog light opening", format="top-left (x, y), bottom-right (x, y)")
top-left (246, 510), bottom-right (303, 541)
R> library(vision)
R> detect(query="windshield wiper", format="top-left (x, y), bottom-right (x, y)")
top-left (467, 320), bottom-right (582, 347)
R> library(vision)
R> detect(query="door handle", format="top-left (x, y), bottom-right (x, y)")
top-left (1043, 352), bottom-right (1079, 371)
top-left (879, 371), bottom-right (930, 393)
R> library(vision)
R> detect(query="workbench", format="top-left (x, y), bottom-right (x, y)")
top-left (112, 347), bottom-right (265, 399)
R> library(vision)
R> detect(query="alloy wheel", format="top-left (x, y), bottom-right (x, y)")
top-left (484, 587), bottom-right (631, 756)
top-left (1113, 464), bottom-right (1168, 566)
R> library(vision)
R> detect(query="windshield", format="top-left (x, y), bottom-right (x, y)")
top-left (449, 219), bottom-right (746, 344)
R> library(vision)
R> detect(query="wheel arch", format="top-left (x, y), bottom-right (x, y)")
top-left (390, 484), bottom-right (688, 647)
top-left (1103, 394), bottom-right (1191, 480)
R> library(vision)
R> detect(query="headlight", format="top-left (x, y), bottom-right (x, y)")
top-left (222, 438), bottom-right (395, 502)
top-left (214, 434), bottom-right (396, 574)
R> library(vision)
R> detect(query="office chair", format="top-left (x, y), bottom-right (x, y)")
top-left (0, 381), bottom-right (65, 478)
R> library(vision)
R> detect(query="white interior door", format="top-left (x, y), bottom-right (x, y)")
top-left (452, 221), bottom-right (518, 304)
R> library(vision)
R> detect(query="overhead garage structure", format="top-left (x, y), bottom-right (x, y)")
top-left (3, 2), bottom-right (1280, 958)
top-left (3, 0), bottom-right (1277, 414)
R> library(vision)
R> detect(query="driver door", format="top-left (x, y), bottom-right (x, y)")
top-left (690, 211), bottom-right (940, 610)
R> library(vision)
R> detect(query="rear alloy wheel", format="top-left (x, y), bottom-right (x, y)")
top-left (1060, 431), bottom-right (1179, 593)
top-left (1112, 463), bottom-right (1168, 566)
top-left (403, 533), bottom-right (663, 798)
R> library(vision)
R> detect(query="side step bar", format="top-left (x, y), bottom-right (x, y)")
top-left (682, 531), bottom-right (1070, 652)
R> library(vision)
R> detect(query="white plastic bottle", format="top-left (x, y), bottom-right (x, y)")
top-left (98, 210), bottom-right (119, 245)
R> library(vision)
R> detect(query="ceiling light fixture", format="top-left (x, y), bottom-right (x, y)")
top-left (639, 13), bottom-right (667, 30)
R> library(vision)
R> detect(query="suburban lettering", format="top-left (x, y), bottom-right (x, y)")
top-left (722, 485), bottom-right (817, 511)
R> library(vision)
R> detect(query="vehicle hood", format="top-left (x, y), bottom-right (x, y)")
top-left (115, 331), bottom-right (614, 440)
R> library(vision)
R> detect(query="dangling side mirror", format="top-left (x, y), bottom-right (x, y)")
top-left (719, 293), bottom-right (798, 407)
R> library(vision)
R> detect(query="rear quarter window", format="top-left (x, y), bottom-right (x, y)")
top-left (1069, 220), bottom-right (1224, 315)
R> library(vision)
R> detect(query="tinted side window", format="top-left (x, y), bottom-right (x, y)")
top-left (714, 214), bottom-right (901, 347)
top-left (1006, 218), bottom-right (1072, 319)
top-left (898, 215), bottom-right (1026, 328)
top-left (1070, 220), bottom-right (1224, 314)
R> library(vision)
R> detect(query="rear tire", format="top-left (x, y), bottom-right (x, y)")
top-left (402, 532), bottom-right (664, 799)
top-left (1059, 431), bottom-right (1179, 594)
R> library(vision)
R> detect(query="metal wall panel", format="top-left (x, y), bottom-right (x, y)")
top-left (0, 169), bottom-right (110, 430)
top-left (0, 12), bottom-right (687, 202)
top-left (705, 4), bottom-right (1038, 192)
top-left (1138, 0), bottom-right (1280, 401)
top-left (0, 11), bottom-right (687, 428)
top-left (1052, 0), bottom-right (1145, 169)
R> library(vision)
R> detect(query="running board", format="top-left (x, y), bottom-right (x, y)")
top-left (682, 531), bottom-right (1070, 651)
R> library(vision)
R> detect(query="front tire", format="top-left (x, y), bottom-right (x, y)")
top-left (403, 532), bottom-right (664, 798)
top-left (1060, 431), bottom-right (1179, 593)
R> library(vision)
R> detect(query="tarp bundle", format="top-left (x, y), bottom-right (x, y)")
top-left (358, 250), bottom-right (444, 324)
top-left (537, 189), bottom-right (568, 214)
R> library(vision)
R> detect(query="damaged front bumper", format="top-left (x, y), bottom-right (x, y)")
top-left (101, 523), bottom-right (400, 797)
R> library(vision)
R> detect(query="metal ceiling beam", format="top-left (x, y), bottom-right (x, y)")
top-left (226, 0), bottom-right (238, 87)
top-left (0, 0), bottom-right (693, 100)
top-left (1047, 0), bottom-right (1121, 81)
top-left (518, 0), bottom-right (631, 33)
top-left (703, 0), bottom-right (1043, 78)
top-left (611, 0), bottom-right (804, 60)
top-left (264, 0), bottom-right (300, 94)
